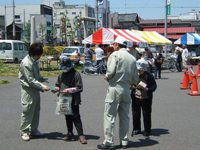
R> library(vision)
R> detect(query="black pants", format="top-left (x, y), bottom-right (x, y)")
top-left (96, 60), bottom-right (104, 74)
top-left (65, 105), bottom-right (84, 136)
top-left (176, 61), bottom-right (182, 72)
top-left (132, 97), bottom-right (152, 133)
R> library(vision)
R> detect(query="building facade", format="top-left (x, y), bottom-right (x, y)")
top-left (0, 4), bottom-right (53, 43)
top-left (109, 12), bottom-right (141, 30)
top-left (53, 0), bottom-right (96, 45)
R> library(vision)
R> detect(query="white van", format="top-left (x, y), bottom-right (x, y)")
top-left (0, 40), bottom-right (28, 63)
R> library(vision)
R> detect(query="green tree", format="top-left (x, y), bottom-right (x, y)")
top-left (22, 23), bottom-right (31, 44)
top-left (39, 23), bottom-right (46, 45)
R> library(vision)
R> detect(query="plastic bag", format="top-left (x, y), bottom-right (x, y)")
top-left (55, 95), bottom-right (73, 115)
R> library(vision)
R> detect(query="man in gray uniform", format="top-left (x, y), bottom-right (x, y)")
top-left (19, 43), bottom-right (49, 141)
top-left (97, 37), bottom-right (139, 149)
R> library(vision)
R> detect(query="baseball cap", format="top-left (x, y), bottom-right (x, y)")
top-left (136, 59), bottom-right (149, 71)
top-left (126, 41), bottom-right (134, 48)
top-left (114, 36), bottom-right (127, 46)
top-left (60, 56), bottom-right (74, 70)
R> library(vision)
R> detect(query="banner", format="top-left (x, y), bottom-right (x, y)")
top-left (167, 0), bottom-right (171, 16)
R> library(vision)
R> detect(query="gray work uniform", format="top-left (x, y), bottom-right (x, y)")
top-left (18, 55), bottom-right (44, 135)
top-left (103, 48), bottom-right (139, 146)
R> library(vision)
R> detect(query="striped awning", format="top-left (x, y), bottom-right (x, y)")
top-left (174, 33), bottom-right (200, 45)
top-left (82, 28), bottom-right (147, 45)
top-left (132, 30), bottom-right (172, 45)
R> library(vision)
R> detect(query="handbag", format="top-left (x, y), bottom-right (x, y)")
top-left (55, 95), bottom-right (73, 115)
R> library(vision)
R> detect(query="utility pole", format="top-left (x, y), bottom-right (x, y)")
top-left (164, 0), bottom-right (168, 57)
top-left (12, 0), bottom-right (16, 40)
top-left (164, 0), bottom-right (168, 38)
top-left (4, 5), bottom-right (7, 40)
top-left (23, 9), bottom-right (25, 30)
top-left (96, 0), bottom-right (98, 30)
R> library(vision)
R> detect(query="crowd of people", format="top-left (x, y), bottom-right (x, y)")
top-left (19, 40), bottom-right (194, 149)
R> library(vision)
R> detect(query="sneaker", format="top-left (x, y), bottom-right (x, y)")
top-left (21, 133), bottom-right (30, 141)
top-left (120, 144), bottom-right (128, 149)
top-left (79, 135), bottom-right (87, 144)
top-left (63, 133), bottom-right (75, 141)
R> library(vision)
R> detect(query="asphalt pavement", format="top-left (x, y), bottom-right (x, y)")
top-left (0, 70), bottom-right (200, 150)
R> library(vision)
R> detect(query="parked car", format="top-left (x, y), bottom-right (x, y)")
top-left (59, 46), bottom-right (85, 64)
top-left (0, 40), bottom-right (28, 63)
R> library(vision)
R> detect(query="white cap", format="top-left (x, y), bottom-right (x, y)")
top-left (136, 47), bottom-right (145, 54)
top-left (136, 59), bottom-right (149, 71)
top-left (114, 36), bottom-right (127, 46)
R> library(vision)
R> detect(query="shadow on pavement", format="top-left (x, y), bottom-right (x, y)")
top-left (114, 138), bottom-right (158, 149)
top-left (44, 132), bottom-right (65, 140)
top-left (114, 128), bottom-right (169, 149)
top-left (43, 132), bottom-right (100, 141)
top-left (151, 128), bottom-right (170, 136)
top-left (85, 134), bottom-right (100, 140)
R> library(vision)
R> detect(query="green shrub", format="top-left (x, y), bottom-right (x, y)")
top-left (43, 46), bottom-right (65, 56)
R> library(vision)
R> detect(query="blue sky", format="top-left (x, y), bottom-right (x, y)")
top-left (0, 0), bottom-right (200, 19)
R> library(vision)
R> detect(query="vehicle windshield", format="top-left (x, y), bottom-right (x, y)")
top-left (63, 48), bottom-right (77, 54)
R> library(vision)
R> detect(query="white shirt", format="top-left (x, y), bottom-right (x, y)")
top-left (182, 48), bottom-right (189, 61)
top-left (95, 47), bottom-right (104, 61)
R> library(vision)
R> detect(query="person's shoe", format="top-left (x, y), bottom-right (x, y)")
top-left (143, 132), bottom-right (151, 137)
top-left (120, 144), bottom-right (128, 149)
top-left (131, 130), bottom-right (141, 136)
top-left (79, 135), bottom-right (87, 144)
top-left (63, 133), bottom-right (75, 141)
top-left (21, 133), bottom-right (30, 141)
top-left (97, 144), bottom-right (114, 149)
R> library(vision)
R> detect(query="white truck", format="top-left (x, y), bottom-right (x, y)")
top-left (0, 40), bottom-right (28, 63)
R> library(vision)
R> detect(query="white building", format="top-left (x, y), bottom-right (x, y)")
top-left (168, 10), bottom-right (200, 20)
top-left (53, 0), bottom-right (96, 44)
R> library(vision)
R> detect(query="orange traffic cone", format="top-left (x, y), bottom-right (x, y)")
top-left (197, 63), bottom-right (200, 77)
top-left (180, 69), bottom-right (190, 89)
top-left (188, 74), bottom-right (200, 96)
top-left (180, 67), bottom-right (188, 84)
top-left (189, 65), bottom-right (193, 81)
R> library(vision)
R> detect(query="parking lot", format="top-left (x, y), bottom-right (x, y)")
top-left (0, 70), bottom-right (200, 150)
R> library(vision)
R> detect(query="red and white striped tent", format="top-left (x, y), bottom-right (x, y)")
top-left (82, 28), bottom-right (147, 45)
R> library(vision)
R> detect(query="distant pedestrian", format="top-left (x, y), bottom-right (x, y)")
top-left (181, 45), bottom-right (189, 69)
top-left (52, 56), bottom-right (87, 144)
top-left (127, 43), bottom-right (140, 60)
top-left (131, 60), bottom-right (157, 137)
top-left (84, 43), bottom-right (94, 63)
top-left (95, 44), bottom-right (105, 74)
top-left (97, 37), bottom-right (139, 149)
top-left (154, 50), bottom-right (164, 79)
top-left (144, 47), bottom-right (154, 73)
top-left (19, 43), bottom-right (50, 141)
top-left (176, 49), bottom-right (182, 72)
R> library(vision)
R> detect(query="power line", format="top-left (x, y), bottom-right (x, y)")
top-left (111, 6), bottom-right (200, 9)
